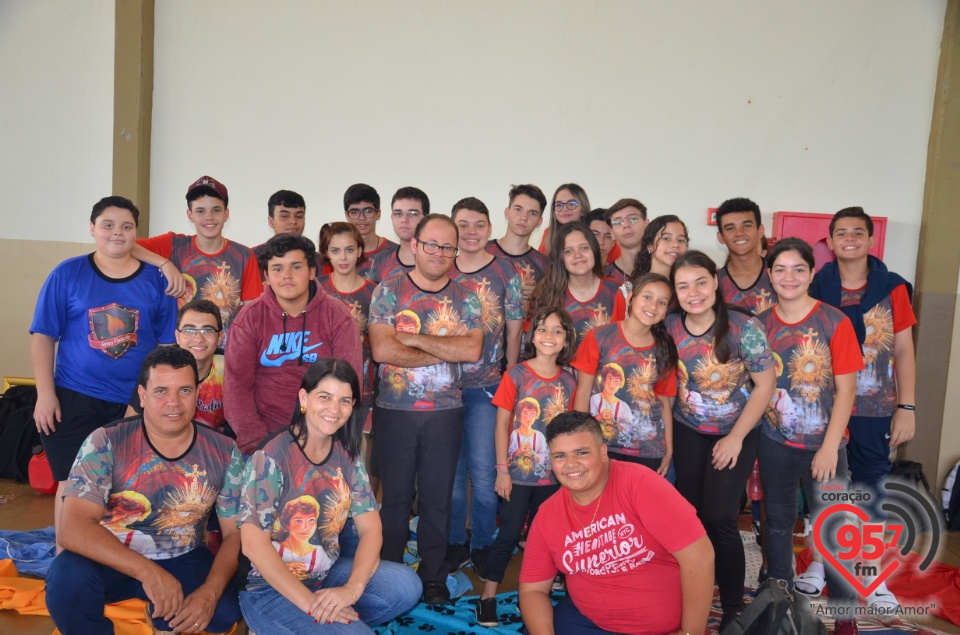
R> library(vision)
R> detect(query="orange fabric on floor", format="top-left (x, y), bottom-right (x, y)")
top-left (0, 559), bottom-right (236, 635)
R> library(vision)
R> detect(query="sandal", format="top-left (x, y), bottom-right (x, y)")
top-left (795, 563), bottom-right (825, 597)
top-left (867, 583), bottom-right (899, 614)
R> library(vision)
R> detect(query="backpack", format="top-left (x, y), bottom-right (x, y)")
top-left (942, 460), bottom-right (960, 531)
top-left (0, 386), bottom-right (40, 482)
top-left (721, 579), bottom-right (826, 635)
top-left (889, 459), bottom-right (933, 497)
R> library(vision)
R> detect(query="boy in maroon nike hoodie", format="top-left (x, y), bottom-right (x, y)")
top-left (225, 234), bottom-right (362, 454)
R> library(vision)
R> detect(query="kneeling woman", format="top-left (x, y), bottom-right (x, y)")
top-left (238, 358), bottom-right (421, 633)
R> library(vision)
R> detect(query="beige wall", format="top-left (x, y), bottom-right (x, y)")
top-left (0, 240), bottom-right (94, 378)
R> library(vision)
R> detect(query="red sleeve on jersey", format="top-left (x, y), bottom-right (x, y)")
top-left (829, 317), bottom-right (867, 376)
top-left (491, 370), bottom-right (518, 411)
top-left (136, 232), bottom-right (174, 259)
top-left (570, 329), bottom-right (601, 375)
top-left (239, 252), bottom-right (265, 301)
top-left (890, 284), bottom-right (917, 333)
top-left (654, 364), bottom-right (678, 397)
top-left (537, 230), bottom-right (549, 255)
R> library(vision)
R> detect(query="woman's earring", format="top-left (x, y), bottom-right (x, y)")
top-left (300, 405), bottom-right (307, 414)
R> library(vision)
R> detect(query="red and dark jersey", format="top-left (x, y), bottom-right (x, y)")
top-left (368, 246), bottom-right (414, 284)
top-left (572, 323), bottom-right (676, 458)
top-left (566, 278), bottom-right (627, 346)
top-left (317, 276), bottom-right (376, 408)
top-left (449, 258), bottom-right (524, 388)
top-left (666, 311), bottom-right (774, 436)
top-left (717, 266), bottom-right (778, 315)
top-left (492, 362), bottom-right (577, 486)
top-left (839, 284), bottom-right (916, 417)
top-left (485, 240), bottom-right (550, 316)
top-left (136, 232), bottom-right (261, 344)
top-left (758, 302), bottom-right (864, 450)
top-left (369, 274), bottom-right (482, 411)
top-left (357, 237), bottom-right (398, 280)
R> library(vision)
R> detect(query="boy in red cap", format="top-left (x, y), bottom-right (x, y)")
top-left (133, 175), bottom-right (263, 345)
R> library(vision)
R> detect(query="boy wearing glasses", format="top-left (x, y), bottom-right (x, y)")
top-left (224, 234), bottom-right (362, 455)
top-left (132, 176), bottom-right (263, 345)
top-left (125, 299), bottom-right (228, 433)
top-left (343, 183), bottom-right (396, 279)
top-left (486, 184), bottom-right (550, 314)
top-left (605, 198), bottom-right (649, 284)
top-left (369, 214), bottom-right (483, 605)
top-left (371, 186), bottom-right (430, 282)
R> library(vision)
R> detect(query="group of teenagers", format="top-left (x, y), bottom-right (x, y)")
top-left (26, 174), bottom-right (917, 635)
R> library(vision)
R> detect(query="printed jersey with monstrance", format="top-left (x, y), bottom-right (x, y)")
top-left (758, 302), bottom-right (864, 451)
top-left (368, 274), bottom-right (481, 410)
top-left (356, 238), bottom-right (398, 280)
top-left (449, 259), bottom-right (524, 388)
top-left (30, 254), bottom-right (178, 404)
top-left (317, 276), bottom-right (376, 407)
top-left (840, 284), bottom-right (916, 418)
top-left (718, 266), bottom-right (778, 314)
top-left (491, 362), bottom-right (577, 486)
top-left (519, 460), bottom-right (706, 635)
top-left (136, 232), bottom-right (262, 344)
top-left (64, 417), bottom-right (243, 560)
top-left (485, 240), bottom-right (550, 315)
top-left (572, 323), bottom-right (677, 458)
top-left (565, 278), bottom-right (627, 346)
top-left (368, 247), bottom-right (414, 284)
top-left (666, 311), bottom-right (774, 436)
top-left (238, 431), bottom-right (377, 587)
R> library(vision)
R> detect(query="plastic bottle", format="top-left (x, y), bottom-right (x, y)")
top-left (29, 447), bottom-right (57, 495)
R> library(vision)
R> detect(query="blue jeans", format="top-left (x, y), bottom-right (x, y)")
top-left (449, 385), bottom-right (499, 548)
top-left (240, 558), bottom-right (422, 634)
top-left (46, 546), bottom-right (240, 634)
top-left (758, 435), bottom-right (857, 607)
top-left (522, 595), bottom-right (623, 634)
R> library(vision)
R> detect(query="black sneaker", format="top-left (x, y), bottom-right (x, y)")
top-left (470, 546), bottom-right (490, 582)
top-left (444, 542), bottom-right (470, 574)
top-left (475, 597), bottom-right (499, 627)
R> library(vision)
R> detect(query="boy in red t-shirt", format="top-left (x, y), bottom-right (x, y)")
top-left (519, 411), bottom-right (714, 635)
top-left (133, 175), bottom-right (263, 345)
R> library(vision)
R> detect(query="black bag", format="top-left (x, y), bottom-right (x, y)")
top-left (0, 385), bottom-right (40, 482)
top-left (890, 459), bottom-right (933, 497)
top-left (941, 460), bottom-right (960, 531)
top-left (721, 579), bottom-right (826, 635)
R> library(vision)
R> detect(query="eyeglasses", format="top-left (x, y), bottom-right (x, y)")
top-left (392, 210), bottom-right (423, 219)
top-left (347, 207), bottom-right (377, 219)
top-left (610, 216), bottom-right (644, 227)
top-left (553, 200), bottom-right (580, 211)
top-left (418, 240), bottom-right (458, 258)
top-left (177, 327), bottom-right (220, 337)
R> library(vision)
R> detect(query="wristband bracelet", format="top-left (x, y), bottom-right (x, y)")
top-left (346, 585), bottom-right (359, 602)
top-left (897, 404), bottom-right (915, 411)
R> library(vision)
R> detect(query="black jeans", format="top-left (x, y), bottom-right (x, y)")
top-left (758, 435), bottom-right (857, 607)
top-left (375, 406), bottom-right (463, 584)
top-left (486, 483), bottom-right (559, 583)
top-left (673, 423), bottom-right (759, 616)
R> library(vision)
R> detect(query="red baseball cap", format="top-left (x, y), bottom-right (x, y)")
top-left (186, 175), bottom-right (229, 206)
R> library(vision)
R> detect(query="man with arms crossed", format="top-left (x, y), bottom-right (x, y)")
top-left (369, 214), bottom-right (483, 605)
top-left (519, 411), bottom-right (714, 635)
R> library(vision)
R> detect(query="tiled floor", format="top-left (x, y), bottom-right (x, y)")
top-left (0, 478), bottom-right (956, 634)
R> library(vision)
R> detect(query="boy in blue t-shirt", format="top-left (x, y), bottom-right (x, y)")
top-left (30, 196), bottom-right (178, 542)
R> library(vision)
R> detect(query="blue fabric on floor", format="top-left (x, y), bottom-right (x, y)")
top-left (0, 526), bottom-right (56, 577)
top-left (375, 591), bottom-right (526, 634)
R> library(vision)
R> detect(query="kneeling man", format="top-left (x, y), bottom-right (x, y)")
top-left (46, 346), bottom-right (244, 634)
top-left (519, 411), bottom-right (714, 635)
